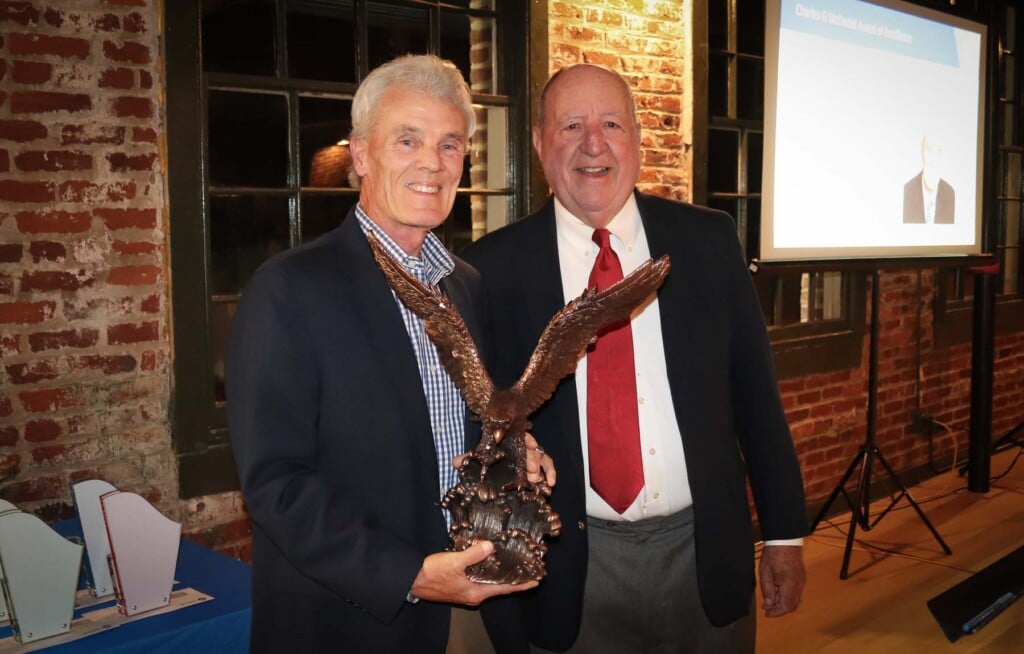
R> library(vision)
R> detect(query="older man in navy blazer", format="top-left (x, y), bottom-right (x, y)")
top-left (227, 55), bottom-right (549, 654)
top-left (463, 65), bottom-right (808, 653)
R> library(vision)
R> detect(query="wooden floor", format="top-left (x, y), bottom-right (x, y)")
top-left (757, 446), bottom-right (1024, 653)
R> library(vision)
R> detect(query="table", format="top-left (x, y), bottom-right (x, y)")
top-left (0, 520), bottom-right (252, 653)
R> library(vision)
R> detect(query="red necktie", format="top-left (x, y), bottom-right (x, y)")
top-left (586, 228), bottom-right (643, 514)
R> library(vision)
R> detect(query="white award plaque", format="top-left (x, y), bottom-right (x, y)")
top-left (70, 479), bottom-right (118, 598)
top-left (100, 491), bottom-right (181, 617)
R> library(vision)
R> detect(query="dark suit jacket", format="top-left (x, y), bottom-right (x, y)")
top-left (462, 192), bottom-right (808, 652)
top-left (226, 210), bottom-right (487, 653)
top-left (903, 172), bottom-right (955, 223)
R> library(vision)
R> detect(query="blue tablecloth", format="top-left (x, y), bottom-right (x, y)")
top-left (0, 520), bottom-right (252, 653)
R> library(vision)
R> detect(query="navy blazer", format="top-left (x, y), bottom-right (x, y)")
top-left (463, 192), bottom-right (808, 652)
top-left (227, 210), bottom-right (486, 653)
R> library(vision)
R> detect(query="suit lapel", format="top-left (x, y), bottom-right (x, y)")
top-left (335, 215), bottom-right (441, 490)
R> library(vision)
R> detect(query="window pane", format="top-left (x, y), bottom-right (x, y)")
top-left (210, 195), bottom-right (291, 295)
top-left (480, 194), bottom-right (509, 238)
top-left (708, 0), bottom-right (728, 50)
top-left (444, 0), bottom-right (495, 8)
top-left (202, 0), bottom-right (276, 75)
top-left (300, 96), bottom-right (354, 188)
top-left (707, 198), bottom-right (737, 223)
top-left (368, 3), bottom-right (429, 71)
top-left (748, 131), bottom-right (763, 194)
top-left (708, 129), bottom-right (738, 193)
top-left (288, 4), bottom-right (357, 82)
top-left (736, 1), bottom-right (765, 55)
top-left (469, 105), bottom-right (508, 189)
top-left (737, 58), bottom-right (763, 121)
top-left (746, 197), bottom-right (761, 256)
top-left (209, 90), bottom-right (289, 187)
top-left (211, 299), bottom-right (237, 404)
top-left (708, 53), bottom-right (728, 117)
top-left (300, 194), bottom-right (357, 243)
top-left (442, 12), bottom-right (496, 94)
top-left (435, 194), bottom-right (474, 252)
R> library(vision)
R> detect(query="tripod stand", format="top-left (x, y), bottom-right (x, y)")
top-left (810, 271), bottom-right (952, 579)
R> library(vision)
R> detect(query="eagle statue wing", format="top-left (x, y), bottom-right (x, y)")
top-left (366, 231), bottom-right (494, 415)
top-left (513, 255), bottom-right (671, 415)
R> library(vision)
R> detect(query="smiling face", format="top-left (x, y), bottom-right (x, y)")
top-left (350, 85), bottom-right (467, 254)
top-left (533, 65), bottom-right (641, 229)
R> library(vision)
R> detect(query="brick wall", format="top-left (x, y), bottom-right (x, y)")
top-left (548, 0), bottom-right (691, 201)
top-left (0, 0), bottom-right (249, 559)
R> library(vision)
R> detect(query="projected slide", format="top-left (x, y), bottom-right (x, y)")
top-left (762, 0), bottom-right (985, 261)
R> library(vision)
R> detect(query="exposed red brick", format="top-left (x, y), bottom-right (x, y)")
top-left (28, 241), bottom-right (66, 262)
top-left (0, 275), bottom-right (13, 294)
top-left (0, 60), bottom-right (6, 80)
top-left (0, 118), bottom-right (48, 142)
top-left (42, 6), bottom-right (61, 27)
top-left (11, 90), bottom-right (91, 114)
top-left (15, 210), bottom-right (91, 233)
top-left (15, 150), bottom-right (92, 172)
top-left (108, 320), bottom-right (158, 344)
top-left (24, 418), bottom-right (61, 441)
top-left (21, 269), bottom-right (94, 292)
top-left (0, 149), bottom-right (7, 172)
top-left (140, 350), bottom-right (156, 370)
top-left (0, 453), bottom-right (21, 481)
top-left (0, 180), bottom-right (54, 202)
top-left (31, 444), bottom-right (66, 463)
top-left (7, 360), bottom-right (60, 384)
top-left (0, 300), bottom-right (54, 324)
top-left (106, 0), bottom-right (146, 6)
top-left (0, 243), bottom-right (22, 263)
top-left (0, 336), bottom-right (18, 357)
top-left (139, 69), bottom-right (152, 89)
top-left (140, 293), bottom-right (160, 313)
top-left (107, 264), bottom-right (159, 285)
top-left (102, 40), bottom-right (149, 64)
top-left (124, 12), bottom-right (146, 33)
top-left (9, 33), bottom-right (89, 59)
top-left (28, 328), bottom-right (99, 352)
top-left (112, 96), bottom-right (152, 118)
top-left (0, 427), bottom-right (17, 447)
top-left (1, 474), bottom-right (62, 501)
top-left (93, 13), bottom-right (120, 31)
top-left (61, 123), bottom-right (124, 145)
top-left (99, 67), bottom-right (133, 89)
top-left (0, 2), bottom-right (40, 26)
top-left (106, 151), bottom-right (155, 171)
top-left (0, 89), bottom-right (7, 108)
top-left (72, 353), bottom-right (136, 374)
top-left (95, 207), bottom-right (156, 230)
top-left (113, 240), bottom-right (157, 256)
top-left (59, 179), bottom-right (136, 202)
top-left (62, 296), bottom-right (131, 321)
top-left (11, 60), bottom-right (52, 84)
top-left (131, 126), bottom-right (157, 143)
top-left (0, 394), bottom-right (12, 417)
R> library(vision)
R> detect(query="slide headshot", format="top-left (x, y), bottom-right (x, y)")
top-left (903, 132), bottom-right (955, 224)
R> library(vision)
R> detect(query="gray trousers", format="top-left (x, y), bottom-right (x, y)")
top-left (533, 507), bottom-right (755, 654)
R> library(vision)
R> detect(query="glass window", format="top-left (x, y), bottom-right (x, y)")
top-left (167, 0), bottom-right (524, 497)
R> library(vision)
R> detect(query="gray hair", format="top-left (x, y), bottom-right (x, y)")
top-left (537, 64), bottom-right (638, 127)
top-left (351, 54), bottom-right (475, 140)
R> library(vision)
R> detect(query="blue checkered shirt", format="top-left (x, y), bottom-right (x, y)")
top-left (356, 206), bottom-right (465, 510)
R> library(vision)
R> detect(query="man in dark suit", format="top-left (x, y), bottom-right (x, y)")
top-left (463, 65), bottom-right (808, 653)
top-left (227, 55), bottom-right (549, 654)
top-left (903, 134), bottom-right (955, 223)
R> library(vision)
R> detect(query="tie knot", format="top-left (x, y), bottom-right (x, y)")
top-left (592, 228), bottom-right (613, 250)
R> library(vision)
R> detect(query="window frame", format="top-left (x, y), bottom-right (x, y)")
top-left (694, 0), bottom-right (866, 378)
top-left (166, 0), bottom-right (532, 498)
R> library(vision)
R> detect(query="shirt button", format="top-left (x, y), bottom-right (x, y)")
top-left (638, 397), bottom-right (645, 405)
top-left (649, 448), bottom-right (656, 455)
top-left (577, 520), bottom-right (586, 531)
top-left (653, 492), bottom-right (660, 500)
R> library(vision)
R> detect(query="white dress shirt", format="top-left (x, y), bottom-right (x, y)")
top-left (553, 196), bottom-right (803, 546)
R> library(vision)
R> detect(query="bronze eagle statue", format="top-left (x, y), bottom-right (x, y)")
top-left (367, 230), bottom-right (670, 584)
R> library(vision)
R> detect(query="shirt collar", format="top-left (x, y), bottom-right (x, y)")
top-left (553, 192), bottom-right (641, 255)
top-left (355, 203), bottom-right (454, 286)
